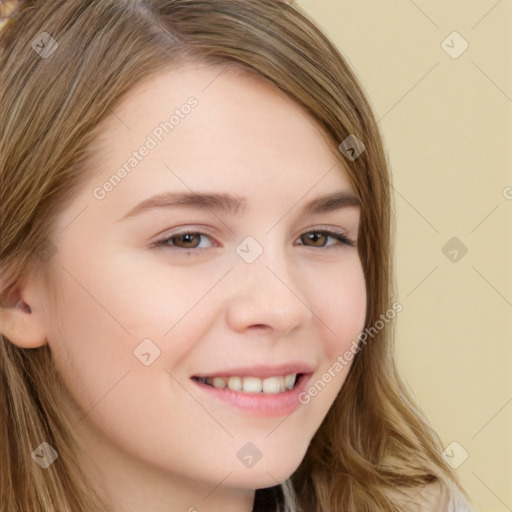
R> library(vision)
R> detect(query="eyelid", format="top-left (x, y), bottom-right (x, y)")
top-left (150, 226), bottom-right (219, 249)
top-left (150, 225), bottom-right (356, 250)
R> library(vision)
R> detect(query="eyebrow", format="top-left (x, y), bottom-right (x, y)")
top-left (116, 190), bottom-right (360, 223)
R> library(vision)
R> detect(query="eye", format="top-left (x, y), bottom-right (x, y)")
top-left (152, 231), bottom-right (215, 250)
top-left (298, 229), bottom-right (355, 248)
top-left (151, 228), bottom-right (356, 252)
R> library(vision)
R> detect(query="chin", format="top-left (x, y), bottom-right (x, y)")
top-left (227, 450), bottom-right (307, 489)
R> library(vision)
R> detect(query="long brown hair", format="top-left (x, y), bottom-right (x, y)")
top-left (0, 1), bottom-right (473, 510)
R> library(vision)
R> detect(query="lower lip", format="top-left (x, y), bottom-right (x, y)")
top-left (190, 374), bottom-right (312, 417)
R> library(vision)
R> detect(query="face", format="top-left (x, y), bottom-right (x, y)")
top-left (32, 64), bottom-right (366, 502)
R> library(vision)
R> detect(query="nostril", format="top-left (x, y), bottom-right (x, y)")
top-left (16, 301), bottom-right (31, 313)
top-left (249, 324), bottom-right (271, 333)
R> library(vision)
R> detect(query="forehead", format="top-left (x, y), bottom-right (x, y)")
top-left (79, 63), bottom-right (355, 208)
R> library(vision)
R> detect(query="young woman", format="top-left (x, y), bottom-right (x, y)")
top-left (0, 1), bottom-right (474, 511)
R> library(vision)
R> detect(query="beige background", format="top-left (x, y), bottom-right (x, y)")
top-left (2, 1), bottom-right (511, 511)
top-left (294, 1), bottom-right (512, 511)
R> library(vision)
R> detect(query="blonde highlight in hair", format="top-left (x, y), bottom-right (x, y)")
top-left (1, 1), bottom-right (474, 510)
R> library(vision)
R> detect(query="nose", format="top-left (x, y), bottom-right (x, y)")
top-left (224, 241), bottom-right (315, 337)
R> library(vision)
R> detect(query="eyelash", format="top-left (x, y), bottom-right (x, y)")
top-left (151, 228), bottom-right (356, 252)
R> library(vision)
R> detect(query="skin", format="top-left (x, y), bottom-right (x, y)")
top-left (2, 64), bottom-right (366, 512)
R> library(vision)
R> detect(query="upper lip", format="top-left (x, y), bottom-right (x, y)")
top-left (192, 362), bottom-right (315, 379)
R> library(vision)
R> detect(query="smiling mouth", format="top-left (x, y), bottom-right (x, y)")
top-left (191, 373), bottom-right (305, 394)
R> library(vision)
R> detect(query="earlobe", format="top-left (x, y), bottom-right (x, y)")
top-left (0, 300), bottom-right (47, 349)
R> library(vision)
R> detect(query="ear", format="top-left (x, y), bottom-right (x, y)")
top-left (0, 283), bottom-right (47, 349)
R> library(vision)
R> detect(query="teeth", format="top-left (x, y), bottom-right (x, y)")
top-left (200, 374), bottom-right (298, 394)
top-left (227, 376), bottom-right (242, 391)
top-left (243, 377), bottom-right (262, 393)
top-left (284, 374), bottom-right (296, 390)
top-left (212, 377), bottom-right (227, 389)
top-left (262, 377), bottom-right (281, 394)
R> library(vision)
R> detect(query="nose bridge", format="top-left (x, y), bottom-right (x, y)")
top-left (236, 233), bottom-right (293, 294)
top-left (224, 232), bottom-right (314, 334)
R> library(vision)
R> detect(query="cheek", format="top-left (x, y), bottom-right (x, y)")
top-left (45, 247), bottom-right (220, 421)
top-left (312, 255), bottom-right (367, 359)
top-left (297, 256), bottom-right (366, 410)
top-left (46, 266), bottom-right (135, 415)
top-left (44, 258), bottom-right (209, 473)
